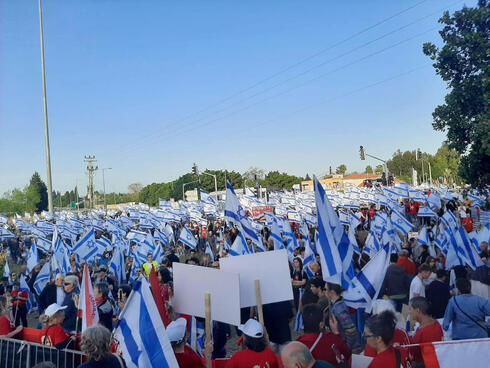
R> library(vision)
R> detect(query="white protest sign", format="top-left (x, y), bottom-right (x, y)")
top-left (172, 262), bottom-right (241, 326)
top-left (219, 249), bottom-right (293, 308)
top-left (351, 354), bottom-right (373, 368)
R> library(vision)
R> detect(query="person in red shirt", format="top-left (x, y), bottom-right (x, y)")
top-left (226, 319), bottom-right (279, 368)
top-left (296, 304), bottom-right (351, 366)
top-left (408, 297), bottom-right (443, 364)
top-left (397, 250), bottom-right (417, 276)
top-left (364, 311), bottom-right (404, 368)
top-left (0, 295), bottom-right (23, 338)
top-left (40, 304), bottom-right (76, 349)
top-left (167, 317), bottom-right (211, 368)
top-left (461, 210), bottom-right (474, 233)
top-left (11, 281), bottom-right (28, 327)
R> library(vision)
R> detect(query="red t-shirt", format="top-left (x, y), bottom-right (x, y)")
top-left (408, 202), bottom-right (420, 215)
top-left (297, 332), bottom-right (351, 365)
top-left (41, 325), bottom-right (71, 347)
top-left (11, 290), bottom-right (28, 306)
top-left (226, 347), bottom-right (279, 368)
top-left (175, 345), bottom-right (204, 368)
top-left (410, 321), bottom-right (443, 363)
top-left (368, 347), bottom-right (399, 368)
top-left (365, 329), bottom-right (409, 365)
top-left (462, 217), bottom-right (474, 233)
top-left (0, 316), bottom-right (14, 336)
top-left (397, 257), bottom-right (417, 276)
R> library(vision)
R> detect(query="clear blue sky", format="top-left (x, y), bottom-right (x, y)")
top-left (0, 0), bottom-right (476, 196)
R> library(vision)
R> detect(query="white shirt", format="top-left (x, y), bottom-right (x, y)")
top-left (409, 275), bottom-right (425, 299)
top-left (56, 286), bottom-right (65, 305)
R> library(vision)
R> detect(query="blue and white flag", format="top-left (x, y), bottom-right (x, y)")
top-left (114, 278), bottom-right (179, 368)
top-left (229, 231), bottom-right (250, 256)
top-left (178, 226), bottom-right (197, 249)
top-left (282, 219), bottom-right (298, 258)
top-left (164, 224), bottom-right (175, 244)
top-left (205, 244), bottom-right (215, 263)
top-left (126, 230), bottom-right (148, 242)
top-left (417, 227), bottom-right (430, 247)
top-left (427, 192), bottom-right (442, 210)
top-left (390, 210), bottom-right (413, 235)
top-left (455, 227), bottom-right (484, 270)
top-left (313, 176), bottom-right (343, 285)
top-left (343, 244), bottom-right (390, 312)
top-left (36, 237), bottom-right (52, 253)
top-left (26, 241), bottom-right (40, 275)
top-left (109, 245), bottom-right (126, 284)
top-left (200, 189), bottom-right (217, 206)
top-left (224, 182), bottom-right (259, 243)
top-left (0, 227), bottom-right (15, 239)
top-left (0, 214), bottom-right (7, 225)
top-left (441, 211), bottom-right (458, 230)
top-left (33, 261), bottom-right (50, 295)
top-left (269, 216), bottom-right (285, 251)
top-left (20, 274), bottom-right (32, 311)
top-left (408, 189), bottom-right (427, 203)
top-left (417, 206), bottom-right (437, 218)
top-left (71, 228), bottom-right (103, 261)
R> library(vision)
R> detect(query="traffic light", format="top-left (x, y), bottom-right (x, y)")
top-left (192, 163), bottom-right (199, 175)
top-left (360, 146), bottom-right (366, 160)
top-left (416, 149), bottom-right (422, 160)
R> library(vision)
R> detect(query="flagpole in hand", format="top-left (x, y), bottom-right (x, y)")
top-left (254, 280), bottom-right (269, 345)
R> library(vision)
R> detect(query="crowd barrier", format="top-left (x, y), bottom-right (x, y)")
top-left (0, 336), bottom-right (86, 368)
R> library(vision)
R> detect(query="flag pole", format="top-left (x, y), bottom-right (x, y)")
top-left (254, 280), bottom-right (269, 345)
top-left (204, 293), bottom-right (212, 368)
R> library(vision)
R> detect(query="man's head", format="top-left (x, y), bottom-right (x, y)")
top-left (63, 275), bottom-right (78, 293)
top-left (456, 278), bottom-right (471, 295)
top-left (309, 278), bottom-right (325, 296)
top-left (281, 341), bottom-right (315, 368)
top-left (418, 264), bottom-right (431, 279)
top-left (390, 253), bottom-right (399, 264)
top-left (147, 253), bottom-right (153, 263)
top-left (94, 283), bottom-right (109, 301)
top-left (480, 241), bottom-right (488, 253)
top-left (302, 304), bottom-right (324, 334)
top-left (409, 296), bottom-right (430, 323)
top-left (98, 266), bottom-right (107, 279)
top-left (399, 249), bottom-right (409, 258)
top-left (436, 269), bottom-right (446, 281)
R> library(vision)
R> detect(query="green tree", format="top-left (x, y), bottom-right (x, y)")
top-left (365, 165), bottom-right (373, 174)
top-left (335, 164), bottom-right (347, 175)
top-left (263, 171), bottom-right (303, 190)
top-left (423, 0), bottom-right (489, 186)
top-left (28, 172), bottom-right (48, 211)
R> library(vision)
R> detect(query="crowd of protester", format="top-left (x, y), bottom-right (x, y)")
top-left (0, 191), bottom-right (489, 368)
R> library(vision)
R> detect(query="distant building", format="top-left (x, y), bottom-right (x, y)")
top-left (300, 173), bottom-right (380, 192)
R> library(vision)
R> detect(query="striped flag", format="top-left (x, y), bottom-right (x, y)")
top-left (419, 338), bottom-right (490, 368)
top-left (113, 277), bottom-right (178, 368)
top-left (78, 262), bottom-right (99, 332)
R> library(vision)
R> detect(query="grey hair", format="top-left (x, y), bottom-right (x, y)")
top-left (283, 342), bottom-right (315, 367)
top-left (64, 275), bottom-right (79, 288)
top-left (55, 274), bottom-right (65, 281)
top-left (0, 296), bottom-right (7, 315)
top-left (81, 326), bottom-right (111, 361)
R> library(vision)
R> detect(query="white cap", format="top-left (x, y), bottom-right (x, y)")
top-left (45, 303), bottom-right (67, 317)
top-left (166, 318), bottom-right (187, 342)
top-left (238, 319), bottom-right (263, 338)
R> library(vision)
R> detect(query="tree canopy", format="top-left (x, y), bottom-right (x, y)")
top-left (423, 0), bottom-right (489, 186)
top-left (336, 164), bottom-right (347, 175)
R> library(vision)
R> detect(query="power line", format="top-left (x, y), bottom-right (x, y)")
top-left (115, 25), bottom-right (439, 160)
top-left (99, 0), bottom-right (431, 156)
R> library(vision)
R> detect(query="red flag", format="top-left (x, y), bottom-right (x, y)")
top-left (149, 267), bottom-right (171, 327)
top-left (78, 262), bottom-right (99, 331)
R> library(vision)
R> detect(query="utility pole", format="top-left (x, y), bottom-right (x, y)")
top-left (84, 156), bottom-right (98, 209)
top-left (38, 0), bottom-right (54, 214)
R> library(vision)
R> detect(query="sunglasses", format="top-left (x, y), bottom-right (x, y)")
top-left (64, 283), bottom-right (72, 286)
top-left (364, 334), bottom-right (378, 339)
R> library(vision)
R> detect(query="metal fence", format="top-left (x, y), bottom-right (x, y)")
top-left (0, 337), bottom-right (86, 368)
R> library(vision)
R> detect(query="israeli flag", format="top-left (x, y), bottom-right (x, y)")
top-left (179, 226), bottom-right (197, 249)
top-left (444, 227), bottom-right (467, 268)
top-left (417, 206), bottom-right (437, 218)
top-left (441, 211), bottom-right (458, 230)
top-left (0, 227), bottom-right (15, 239)
top-left (36, 237), bottom-right (52, 253)
top-left (229, 231), bottom-right (250, 256)
top-left (408, 189), bottom-right (427, 203)
top-left (126, 230), bottom-right (148, 242)
top-left (300, 222), bottom-right (316, 278)
top-left (200, 189), bottom-right (217, 206)
top-left (110, 245), bottom-right (126, 284)
top-left (20, 274), bottom-right (32, 311)
top-left (114, 278), bottom-right (179, 368)
top-left (205, 244), bottom-right (215, 263)
top-left (456, 227), bottom-right (483, 270)
top-left (33, 261), bottom-right (51, 295)
top-left (282, 219), bottom-right (298, 258)
top-left (390, 210), bottom-right (413, 235)
top-left (417, 227), bottom-right (430, 247)
top-left (427, 192), bottom-right (442, 210)
top-left (349, 212), bottom-right (361, 230)
top-left (164, 224), bottom-right (175, 244)
top-left (313, 176), bottom-right (343, 285)
top-left (434, 231), bottom-right (448, 253)
top-left (0, 214), bottom-right (7, 224)
top-left (343, 244), bottom-right (390, 312)
top-left (224, 182), bottom-right (259, 243)
top-left (26, 241), bottom-right (40, 275)
top-left (269, 216), bottom-right (285, 251)
top-left (71, 228), bottom-right (103, 261)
